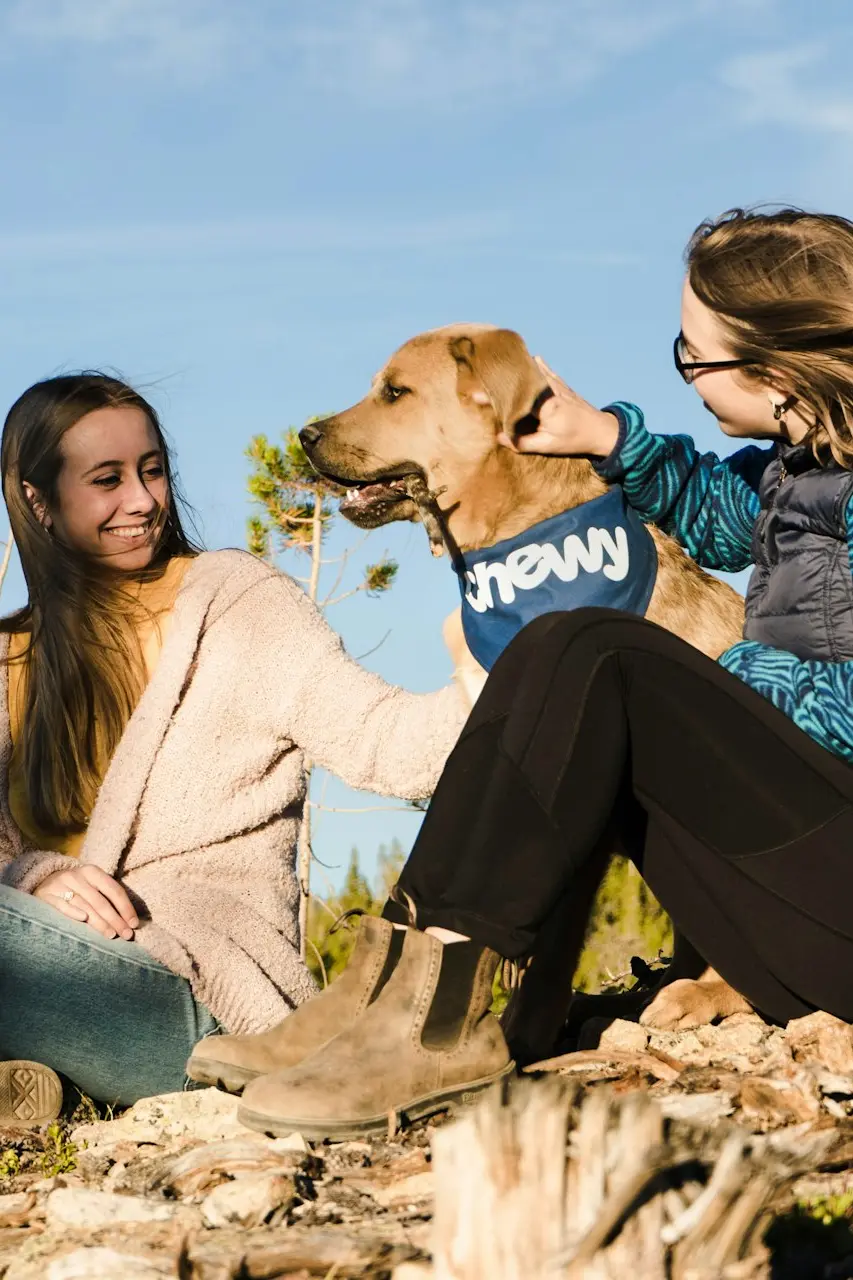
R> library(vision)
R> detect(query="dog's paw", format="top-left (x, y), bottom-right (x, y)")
top-left (639, 974), bottom-right (752, 1031)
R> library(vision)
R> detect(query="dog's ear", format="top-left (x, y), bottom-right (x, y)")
top-left (449, 329), bottom-right (551, 436)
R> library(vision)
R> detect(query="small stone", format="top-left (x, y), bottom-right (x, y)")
top-left (167, 1138), bottom-right (305, 1199)
top-left (759, 1027), bottom-right (795, 1071)
top-left (811, 1067), bottom-right (853, 1099)
top-left (271, 1131), bottom-right (308, 1153)
top-left (597, 1020), bottom-right (650, 1054)
top-left (0, 1191), bottom-right (39, 1228)
top-left (786, 1011), bottom-right (853, 1075)
top-left (26, 1174), bottom-right (85, 1195)
top-left (352, 1169), bottom-right (435, 1208)
top-left (739, 1076), bottom-right (821, 1127)
top-left (200, 1170), bottom-right (296, 1228)
top-left (45, 1248), bottom-right (176, 1279)
top-left (646, 1030), bottom-right (710, 1067)
top-left (696, 1015), bottom-right (767, 1053)
top-left (44, 1187), bottom-right (179, 1228)
top-left (70, 1089), bottom-right (250, 1155)
top-left (656, 1091), bottom-right (736, 1125)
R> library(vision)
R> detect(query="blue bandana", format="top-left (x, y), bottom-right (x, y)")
top-left (454, 487), bottom-right (658, 671)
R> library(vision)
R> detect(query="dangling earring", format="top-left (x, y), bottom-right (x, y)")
top-left (770, 393), bottom-right (798, 424)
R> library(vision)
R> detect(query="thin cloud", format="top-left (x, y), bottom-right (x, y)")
top-left (284, 0), bottom-right (771, 106)
top-left (722, 44), bottom-right (853, 138)
top-left (0, 212), bottom-right (515, 264)
top-left (3, 0), bottom-right (236, 78)
top-left (3, 0), bottom-right (777, 103)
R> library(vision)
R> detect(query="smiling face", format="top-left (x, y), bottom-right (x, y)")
top-left (680, 280), bottom-right (807, 443)
top-left (30, 404), bottom-right (170, 571)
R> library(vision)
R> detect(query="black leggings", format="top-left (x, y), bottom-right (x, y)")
top-left (395, 608), bottom-right (853, 1026)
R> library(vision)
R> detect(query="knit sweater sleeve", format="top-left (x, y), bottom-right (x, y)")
top-left (0, 847), bottom-right (79, 894)
top-left (217, 569), bottom-right (468, 801)
top-left (593, 402), bottom-right (770, 572)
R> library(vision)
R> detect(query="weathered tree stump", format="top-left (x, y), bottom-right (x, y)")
top-left (429, 1076), bottom-right (833, 1279)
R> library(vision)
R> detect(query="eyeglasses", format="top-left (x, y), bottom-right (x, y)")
top-left (674, 328), bottom-right (853, 384)
top-left (673, 334), bottom-right (757, 384)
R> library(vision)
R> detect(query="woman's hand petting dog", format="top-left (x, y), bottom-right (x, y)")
top-left (497, 357), bottom-right (621, 458)
top-left (639, 968), bottom-right (753, 1031)
top-left (34, 865), bottom-right (139, 941)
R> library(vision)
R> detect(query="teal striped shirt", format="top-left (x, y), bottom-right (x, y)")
top-left (596, 402), bottom-right (853, 764)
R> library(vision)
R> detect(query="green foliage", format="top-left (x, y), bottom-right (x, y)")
top-left (0, 1149), bottom-right (20, 1181)
top-left (246, 416), bottom-right (403, 960)
top-left (800, 1192), bottom-right (853, 1226)
top-left (246, 428), bottom-right (340, 555)
top-left (40, 1122), bottom-right (77, 1177)
top-left (363, 560), bottom-right (399, 595)
top-left (574, 856), bottom-right (673, 992)
top-left (307, 847), bottom-right (672, 997)
top-left (307, 841), bottom-right (406, 984)
top-left (246, 421), bottom-right (398, 606)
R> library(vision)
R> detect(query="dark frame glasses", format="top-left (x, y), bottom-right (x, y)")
top-left (674, 329), bottom-right (853, 385)
top-left (673, 334), bottom-right (756, 384)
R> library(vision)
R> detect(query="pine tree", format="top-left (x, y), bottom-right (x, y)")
top-left (246, 423), bottom-right (398, 961)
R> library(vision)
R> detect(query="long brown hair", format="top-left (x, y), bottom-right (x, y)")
top-left (1, 373), bottom-right (200, 836)
top-left (686, 207), bottom-right (853, 468)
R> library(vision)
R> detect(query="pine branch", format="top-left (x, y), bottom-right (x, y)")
top-left (324, 584), bottom-right (366, 608)
top-left (354, 630), bottom-right (392, 661)
top-left (364, 558), bottom-right (398, 594)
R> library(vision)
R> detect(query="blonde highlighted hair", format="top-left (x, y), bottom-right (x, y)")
top-left (686, 207), bottom-right (853, 468)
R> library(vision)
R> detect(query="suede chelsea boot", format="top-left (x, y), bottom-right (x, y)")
top-left (186, 914), bottom-right (403, 1092)
top-left (237, 928), bottom-right (515, 1140)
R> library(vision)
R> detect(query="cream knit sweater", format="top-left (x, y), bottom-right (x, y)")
top-left (0, 551), bottom-right (467, 1034)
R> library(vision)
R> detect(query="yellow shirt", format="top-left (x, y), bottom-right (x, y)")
top-left (7, 556), bottom-right (192, 856)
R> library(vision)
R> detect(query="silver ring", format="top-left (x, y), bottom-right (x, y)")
top-left (61, 890), bottom-right (75, 903)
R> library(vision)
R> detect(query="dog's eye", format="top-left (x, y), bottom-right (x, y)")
top-left (382, 384), bottom-right (409, 404)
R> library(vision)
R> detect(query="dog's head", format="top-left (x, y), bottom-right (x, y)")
top-left (300, 324), bottom-right (550, 530)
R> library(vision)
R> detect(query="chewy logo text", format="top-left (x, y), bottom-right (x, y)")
top-left (464, 526), bottom-right (630, 613)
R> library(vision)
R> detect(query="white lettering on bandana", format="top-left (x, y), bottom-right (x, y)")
top-left (453, 487), bottom-right (657, 671)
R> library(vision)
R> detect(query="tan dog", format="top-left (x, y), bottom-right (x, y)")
top-left (301, 324), bottom-right (751, 1034)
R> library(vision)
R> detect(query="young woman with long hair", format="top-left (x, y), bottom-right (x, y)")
top-left (199, 207), bottom-right (853, 1141)
top-left (0, 373), bottom-right (466, 1123)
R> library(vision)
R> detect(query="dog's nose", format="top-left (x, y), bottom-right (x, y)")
top-left (299, 424), bottom-right (323, 449)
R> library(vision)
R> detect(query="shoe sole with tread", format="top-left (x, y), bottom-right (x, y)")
top-left (237, 1061), bottom-right (516, 1141)
top-left (185, 1055), bottom-right (261, 1094)
top-left (0, 1061), bottom-right (62, 1128)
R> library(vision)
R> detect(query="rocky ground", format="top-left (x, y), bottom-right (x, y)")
top-left (4, 1010), bottom-right (853, 1277)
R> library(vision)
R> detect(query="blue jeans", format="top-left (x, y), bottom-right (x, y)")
top-left (0, 884), bottom-right (220, 1106)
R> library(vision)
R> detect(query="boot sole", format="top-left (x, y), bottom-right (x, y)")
top-left (237, 1061), bottom-right (516, 1141)
top-left (185, 1056), bottom-right (262, 1095)
top-left (0, 1061), bottom-right (62, 1128)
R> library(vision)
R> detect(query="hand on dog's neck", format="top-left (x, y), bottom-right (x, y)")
top-left (437, 446), bottom-right (608, 553)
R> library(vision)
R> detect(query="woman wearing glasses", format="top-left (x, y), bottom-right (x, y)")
top-left (202, 207), bottom-right (853, 1142)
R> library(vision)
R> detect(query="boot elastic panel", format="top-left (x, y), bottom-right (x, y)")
top-left (421, 941), bottom-right (495, 1050)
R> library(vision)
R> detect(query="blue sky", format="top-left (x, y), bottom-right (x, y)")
top-left (1, 0), bottom-right (852, 891)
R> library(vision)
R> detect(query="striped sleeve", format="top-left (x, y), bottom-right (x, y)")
top-left (719, 642), bottom-right (853, 763)
top-left (716, 490), bottom-right (853, 763)
top-left (594, 402), bottom-right (770, 573)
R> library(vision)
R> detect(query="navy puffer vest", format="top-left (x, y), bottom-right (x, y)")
top-left (745, 441), bottom-right (853, 661)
